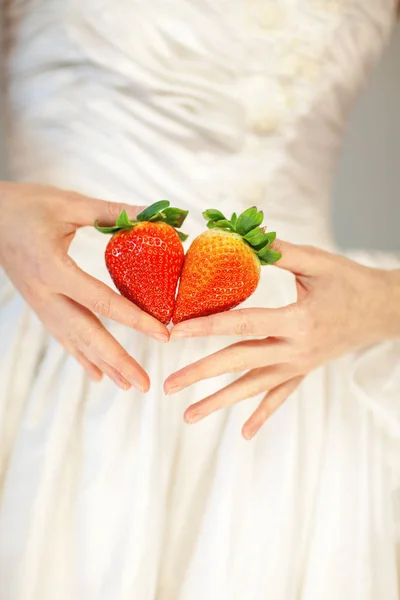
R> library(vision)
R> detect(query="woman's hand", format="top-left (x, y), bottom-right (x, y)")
top-left (164, 241), bottom-right (400, 439)
top-left (0, 182), bottom-right (169, 391)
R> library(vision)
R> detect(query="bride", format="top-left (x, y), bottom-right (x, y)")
top-left (1, 1), bottom-right (400, 599)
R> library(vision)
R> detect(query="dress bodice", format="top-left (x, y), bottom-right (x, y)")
top-left (4, 0), bottom-right (397, 245)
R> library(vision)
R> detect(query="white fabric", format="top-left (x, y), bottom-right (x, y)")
top-left (1, 1), bottom-right (400, 599)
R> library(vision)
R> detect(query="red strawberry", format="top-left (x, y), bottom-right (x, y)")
top-left (95, 201), bottom-right (188, 325)
top-left (172, 207), bottom-right (281, 324)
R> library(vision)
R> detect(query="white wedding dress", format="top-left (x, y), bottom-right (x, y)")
top-left (1, 1), bottom-right (400, 599)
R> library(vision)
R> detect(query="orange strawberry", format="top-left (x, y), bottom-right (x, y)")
top-left (95, 201), bottom-right (188, 325)
top-left (172, 207), bottom-right (281, 324)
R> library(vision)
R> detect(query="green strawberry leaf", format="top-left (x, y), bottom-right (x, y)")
top-left (246, 230), bottom-right (277, 251)
top-left (95, 209), bottom-right (136, 233)
top-left (94, 222), bottom-right (123, 234)
top-left (252, 240), bottom-right (272, 251)
top-left (177, 231), bottom-right (189, 242)
top-left (265, 231), bottom-right (276, 244)
top-left (243, 227), bottom-right (269, 245)
top-left (203, 209), bottom-right (226, 223)
top-left (257, 248), bottom-right (282, 264)
top-left (202, 204), bottom-right (281, 265)
top-left (115, 209), bottom-right (134, 228)
top-left (236, 206), bottom-right (264, 236)
top-left (153, 207), bottom-right (188, 228)
top-left (207, 219), bottom-right (236, 231)
top-left (137, 200), bottom-right (170, 222)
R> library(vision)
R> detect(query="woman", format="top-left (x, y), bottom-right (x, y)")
top-left (0, 1), bottom-right (400, 599)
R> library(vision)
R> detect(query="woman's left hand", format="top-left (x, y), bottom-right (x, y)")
top-left (164, 241), bottom-right (400, 440)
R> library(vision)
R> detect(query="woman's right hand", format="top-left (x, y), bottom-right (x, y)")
top-left (0, 181), bottom-right (169, 391)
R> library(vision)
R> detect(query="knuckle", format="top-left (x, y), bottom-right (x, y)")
top-left (92, 297), bottom-right (113, 319)
top-left (79, 328), bottom-right (93, 349)
top-left (233, 311), bottom-right (250, 336)
top-left (107, 201), bottom-right (125, 220)
top-left (65, 328), bottom-right (79, 347)
top-left (77, 325), bottom-right (100, 350)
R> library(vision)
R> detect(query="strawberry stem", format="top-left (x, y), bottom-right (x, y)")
top-left (95, 200), bottom-right (189, 239)
top-left (202, 206), bottom-right (281, 265)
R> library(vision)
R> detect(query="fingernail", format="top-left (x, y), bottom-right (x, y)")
top-left (151, 332), bottom-right (169, 343)
top-left (130, 379), bottom-right (146, 393)
top-left (185, 413), bottom-right (203, 424)
top-left (171, 330), bottom-right (190, 339)
top-left (115, 377), bottom-right (131, 391)
top-left (242, 430), bottom-right (253, 441)
top-left (90, 372), bottom-right (103, 383)
top-left (166, 385), bottom-right (183, 396)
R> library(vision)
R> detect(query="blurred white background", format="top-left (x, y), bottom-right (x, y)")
top-left (0, 19), bottom-right (399, 251)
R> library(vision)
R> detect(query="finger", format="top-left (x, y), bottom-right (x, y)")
top-left (56, 257), bottom-right (169, 342)
top-left (66, 193), bottom-right (146, 228)
top-left (43, 325), bottom-right (104, 383)
top-left (271, 239), bottom-right (328, 276)
top-left (70, 350), bottom-right (132, 390)
top-left (72, 349), bottom-right (104, 382)
top-left (95, 359), bottom-right (132, 391)
top-left (171, 307), bottom-right (292, 339)
top-left (183, 366), bottom-right (290, 424)
top-left (165, 339), bottom-right (285, 394)
top-left (79, 317), bottom-right (151, 393)
top-left (54, 296), bottom-right (150, 392)
top-left (242, 376), bottom-right (303, 440)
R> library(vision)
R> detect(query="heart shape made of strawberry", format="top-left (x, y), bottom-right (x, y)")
top-left (95, 202), bottom-right (281, 325)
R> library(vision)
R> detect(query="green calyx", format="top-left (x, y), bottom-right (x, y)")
top-left (94, 200), bottom-right (189, 242)
top-left (202, 206), bottom-right (282, 265)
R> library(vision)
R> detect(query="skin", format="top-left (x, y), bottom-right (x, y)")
top-left (0, 182), bottom-right (169, 392)
top-left (1, 183), bottom-right (400, 440)
top-left (165, 241), bottom-right (400, 439)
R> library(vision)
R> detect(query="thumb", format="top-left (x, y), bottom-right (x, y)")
top-left (67, 194), bottom-right (146, 228)
top-left (270, 239), bottom-right (323, 276)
